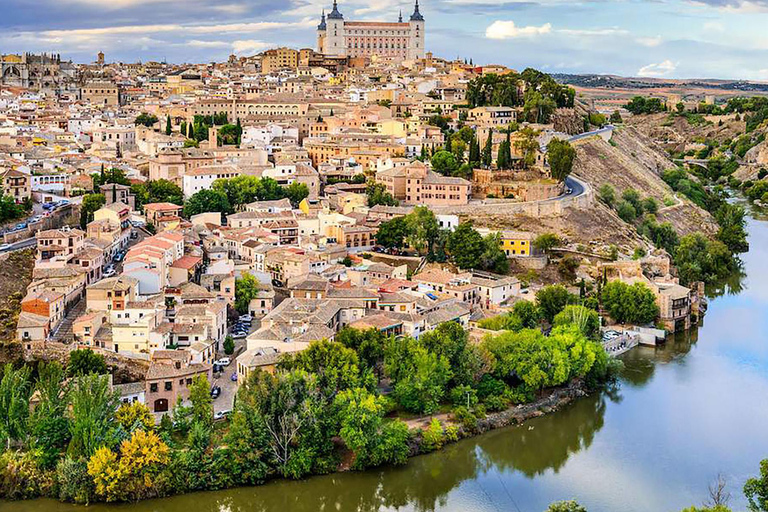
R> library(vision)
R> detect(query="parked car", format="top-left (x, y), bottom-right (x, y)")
top-left (42, 202), bottom-right (55, 210)
top-left (130, 231), bottom-right (138, 240)
top-left (210, 386), bottom-right (221, 399)
top-left (238, 314), bottom-right (252, 323)
top-left (0, 244), bottom-right (11, 252)
top-left (212, 364), bottom-right (222, 374)
top-left (214, 357), bottom-right (231, 367)
top-left (213, 409), bottom-right (231, 420)
top-left (230, 372), bottom-right (237, 382)
top-left (232, 332), bottom-right (247, 340)
top-left (114, 253), bottom-right (125, 262)
top-left (103, 268), bottom-right (116, 278)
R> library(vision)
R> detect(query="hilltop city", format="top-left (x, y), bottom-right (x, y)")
top-left (0, 1), bottom-right (763, 508)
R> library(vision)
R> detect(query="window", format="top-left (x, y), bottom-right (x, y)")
top-left (164, 381), bottom-right (172, 391)
top-left (150, 383), bottom-right (158, 393)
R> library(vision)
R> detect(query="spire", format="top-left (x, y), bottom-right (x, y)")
top-left (410, 0), bottom-right (424, 21)
top-left (399, 10), bottom-right (403, 23)
top-left (328, 0), bottom-right (343, 19)
top-left (317, 9), bottom-right (327, 30)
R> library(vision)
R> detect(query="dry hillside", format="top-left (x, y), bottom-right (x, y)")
top-left (0, 249), bottom-right (34, 344)
top-left (571, 126), bottom-right (718, 237)
top-left (627, 112), bottom-right (746, 150)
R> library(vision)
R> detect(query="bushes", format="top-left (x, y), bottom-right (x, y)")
top-left (0, 450), bottom-right (54, 500)
top-left (601, 281), bottom-right (659, 325)
top-left (56, 457), bottom-right (94, 504)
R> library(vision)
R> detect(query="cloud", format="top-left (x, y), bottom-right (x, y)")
top-left (688, 0), bottom-right (768, 12)
top-left (185, 40), bottom-right (232, 48)
top-left (636, 35), bottom-right (663, 47)
top-left (231, 39), bottom-right (272, 55)
top-left (485, 20), bottom-right (552, 39)
top-left (637, 59), bottom-right (678, 77)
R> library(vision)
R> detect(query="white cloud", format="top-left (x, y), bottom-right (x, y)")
top-left (485, 20), bottom-right (552, 39)
top-left (637, 59), bottom-right (677, 77)
top-left (636, 35), bottom-right (663, 47)
top-left (185, 40), bottom-right (232, 48)
top-left (231, 39), bottom-right (272, 55)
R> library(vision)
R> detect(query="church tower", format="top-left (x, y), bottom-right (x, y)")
top-left (324, 0), bottom-right (346, 57)
top-left (316, 10), bottom-right (327, 54)
top-left (408, 0), bottom-right (425, 60)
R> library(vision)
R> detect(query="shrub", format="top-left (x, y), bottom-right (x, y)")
top-left (56, 457), bottom-right (94, 504)
top-left (483, 395), bottom-right (510, 412)
top-left (451, 406), bottom-right (478, 432)
top-left (420, 418), bottom-right (445, 452)
top-left (450, 385), bottom-right (478, 408)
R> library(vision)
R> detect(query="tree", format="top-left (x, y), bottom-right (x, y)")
top-left (468, 134), bottom-right (481, 165)
top-left (0, 364), bottom-right (32, 450)
top-left (598, 183), bottom-right (616, 207)
top-left (481, 129), bottom-right (493, 167)
top-left (188, 374), bottom-right (213, 428)
top-left (334, 387), bottom-right (410, 469)
top-left (610, 110), bottom-right (623, 124)
top-left (366, 182), bottom-right (399, 207)
top-left (376, 216), bottom-right (408, 249)
top-left (283, 182), bottom-right (309, 207)
top-left (67, 349), bottom-right (108, 377)
top-left (601, 281), bottom-right (659, 324)
top-left (547, 139), bottom-right (576, 182)
top-left (553, 305), bottom-right (600, 339)
top-left (116, 401), bottom-right (154, 432)
top-left (88, 429), bottom-right (170, 502)
top-left (335, 327), bottom-right (386, 372)
top-left (675, 233), bottom-right (734, 285)
top-left (431, 150), bottom-right (460, 175)
top-left (419, 321), bottom-right (487, 388)
top-left (165, 116), bottom-right (172, 135)
top-left (616, 200), bottom-right (637, 222)
top-left (224, 335), bottom-right (235, 355)
top-left (30, 361), bottom-right (71, 468)
top-left (80, 194), bottom-right (106, 229)
top-left (745, 458), bottom-right (768, 512)
top-left (446, 222), bottom-right (484, 269)
top-left (405, 206), bottom-right (441, 257)
top-left (391, 345), bottom-right (451, 414)
top-left (533, 232), bottom-right (562, 254)
top-left (480, 232), bottom-right (510, 274)
top-left (280, 340), bottom-right (361, 398)
top-left (536, 284), bottom-right (575, 323)
top-left (131, 179), bottom-right (183, 210)
top-left (514, 127), bottom-right (541, 169)
top-left (715, 203), bottom-right (749, 254)
top-left (68, 374), bottom-right (120, 459)
top-left (235, 272), bottom-right (261, 315)
top-left (135, 113), bottom-right (158, 127)
top-left (183, 188), bottom-right (232, 218)
top-left (546, 501), bottom-right (588, 512)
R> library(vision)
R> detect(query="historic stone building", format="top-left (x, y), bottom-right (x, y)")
top-left (0, 53), bottom-right (75, 90)
top-left (317, 0), bottom-right (425, 61)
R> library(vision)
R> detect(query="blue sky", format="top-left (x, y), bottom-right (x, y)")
top-left (3, 0), bottom-right (768, 79)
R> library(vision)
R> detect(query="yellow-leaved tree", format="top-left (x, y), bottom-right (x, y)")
top-left (88, 429), bottom-right (170, 502)
top-left (116, 401), bottom-right (155, 431)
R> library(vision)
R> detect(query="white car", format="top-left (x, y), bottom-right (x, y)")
top-left (238, 314), bottom-right (253, 323)
top-left (213, 409), bottom-right (232, 421)
top-left (214, 357), bottom-right (231, 367)
top-left (103, 268), bottom-right (116, 278)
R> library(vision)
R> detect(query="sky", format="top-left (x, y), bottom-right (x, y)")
top-left (3, 0), bottom-right (768, 80)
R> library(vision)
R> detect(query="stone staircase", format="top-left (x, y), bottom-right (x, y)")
top-left (50, 298), bottom-right (86, 343)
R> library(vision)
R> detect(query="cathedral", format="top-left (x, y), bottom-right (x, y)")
top-left (0, 53), bottom-right (75, 91)
top-left (317, 0), bottom-right (425, 61)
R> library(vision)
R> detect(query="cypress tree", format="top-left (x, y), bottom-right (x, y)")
top-left (481, 129), bottom-right (493, 168)
top-left (468, 135), bottom-right (480, 165)
top-left (165, 116), bottom-right (172, 135)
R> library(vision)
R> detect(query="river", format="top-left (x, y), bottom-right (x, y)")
top-left (9, 209), bottom-right (768, 512)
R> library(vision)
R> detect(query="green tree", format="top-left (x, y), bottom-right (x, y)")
top-left (431, 150), bottom-right (460, 175)
top-left (546, 500), bottom-right (588, 512)
top-left (0, 364), bottom-right (32, 450)
top-left (67, 349), bottom-right (108, 377)
top-left (745, 459), bottom-right (768, 511)
top-left (481, 129), bottom-right (493, 167)
top-left (235, 273), bottom-right (261, 315)
top-left (165, 116), bottom-right (172, 135)
top-left (405, 206), bottom-right (441, 257)
top-left (188, 375), bottom-right (213, 428)
top-left (283, 182), bottom-right (309, 207)
top-left (135, 113), bottom-right (159, 127)
top-left (366, 182), bottom-right (399, 207)
top-left (419, 321), bottom-right (487, 387)
top-left (480, 232), bottom-right (510, 274)
top-left (68, 374), bottom-right (120, 459)
top-left (601, 281), bottom-right (659, 324)
top-left (533, 232), bottom-right (562, 254)
top-left (598, 183), bottom-right (616, 206)
top-left (224, 335), bottom-right (235, 355)
top-left (132, 179), bottom-right (183, 210)
top-left (80, 193), bottom-right (106, 229)
top-left (547, 139), bottom-right (576, 182)
top-left (536, 284), bottom-right (575, 323)
top-left (446, 222), bottom-right (484, 269)
top-left (376, 216), bottom-right (408, 249)
top-left (30, 361), bottom-right (71, 468)
top-left (335, 327), bottom-right (386, 373)
top-left (553, 305), bottom-right (600, 339)
top-left (183, 188), bottom-right (232, 218)
top-left (675, 233), bottom-right (734, 285)
top-left (616, 200), bottom-right (637, 222)
top-left (515, 127), bottom-right (541, 169)
top-left (280, 340), bottom-right (362, 398)
top-left (391, 345), bottom-right (451, 414)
